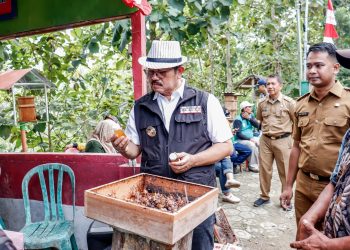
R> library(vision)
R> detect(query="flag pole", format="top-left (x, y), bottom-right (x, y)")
top-left (303, 0), bottom-right (309, 81)
top-left (296, 0), bottom-right (303, 95)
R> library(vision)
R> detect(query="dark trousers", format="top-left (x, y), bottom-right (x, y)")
top-left (191, 214), bottom-right (215, 250)
top-left (230, 142), bottom-right (252, 166)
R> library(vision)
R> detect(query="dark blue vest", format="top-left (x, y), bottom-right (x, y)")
top-left (134, 85), bottom-right (216, 187)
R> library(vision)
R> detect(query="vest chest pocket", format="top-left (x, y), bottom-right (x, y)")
top-left (174, 113), bottom-right (205, 142)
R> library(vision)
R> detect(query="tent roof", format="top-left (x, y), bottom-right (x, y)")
top-left (0, 69), bottom-right (56, 90)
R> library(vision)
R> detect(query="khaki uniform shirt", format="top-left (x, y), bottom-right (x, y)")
top-left (257, 93), bottom-right (295, 137)
top-left (293, 81), bottom-right (350, 177)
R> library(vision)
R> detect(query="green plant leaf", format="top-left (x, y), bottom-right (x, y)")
top-left (221, 0), bottom-right (232, 7)
top-left (168, 0), bottom-right (185, 12)
top-left (0, 125), bottom-right (11, 139)
top-left (33, 122), bottom-right (46, 133)
top-left (88, 40), bottom-right (100, 54)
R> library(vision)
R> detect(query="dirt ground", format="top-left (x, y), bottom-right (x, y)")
top-left (218, 165), bottom-right (297, 250)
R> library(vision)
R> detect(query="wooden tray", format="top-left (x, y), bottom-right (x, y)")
top-left (84, 173), bottom-right (218, 244)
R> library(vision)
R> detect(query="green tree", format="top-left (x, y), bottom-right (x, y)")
top-left (0, 22), bottom-right (134, 152)
top-left (1, 0), bottom-right (350, 152)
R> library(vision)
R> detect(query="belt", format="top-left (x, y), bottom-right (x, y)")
top-left (264, 133), bottom-right (291, 140)
top-left (301, 170), bottom-right (330, 182)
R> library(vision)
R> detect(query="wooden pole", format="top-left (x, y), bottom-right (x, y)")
top-left (112, 228), bottom-right (193, 250)
top-left (226, 32), bottom-right (232, 93)
top-left (131, 11), bottom-right (147, 100)
top-left (19, 123), bottom-right (28, 152)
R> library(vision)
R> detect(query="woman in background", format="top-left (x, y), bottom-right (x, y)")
top-left (85, 118), bottom-right (121, 153)
top-left (65, 114), bottom-right (121, 153)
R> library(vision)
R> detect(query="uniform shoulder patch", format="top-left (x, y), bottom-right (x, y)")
top-left (296, 92), bottom-right (310, 101)
top-left (283, 95), bottom-right (294, 102)
top-left (258, 97), bottom-right (267, 104)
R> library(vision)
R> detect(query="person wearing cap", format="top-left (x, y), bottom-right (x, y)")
top-left (253, 74), bottom-right (295, 208)
top-left (290, 48), bottom-right (350, 249)
top-left (280, 42), bottom-right (350, 235)
top-left (223, 107), bottom-right (253, 175)
top-left (111, 40), bottom-right (233, 250)
top-left (257, 78), bottom-right (268, 100)
top-left (233, 101), bottom-right (260, 173)
top-left (214, 107), bottom-right (243, 204)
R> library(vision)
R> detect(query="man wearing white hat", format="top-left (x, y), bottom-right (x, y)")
top-left (112, 40), bottom-right (233, 249)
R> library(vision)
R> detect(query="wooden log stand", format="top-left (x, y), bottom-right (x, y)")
top-left (112, 227), bottom-right (193, 250)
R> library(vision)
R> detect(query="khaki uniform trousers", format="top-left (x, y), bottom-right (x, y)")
top-left (259, 135), bottom-right (292, 200)
top-left (295, 170), bottom-right (329, 229)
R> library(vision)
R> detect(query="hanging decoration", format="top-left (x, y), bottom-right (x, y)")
top-left (122, 0), bottom-right (152, 16)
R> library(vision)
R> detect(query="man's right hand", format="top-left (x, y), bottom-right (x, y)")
top-left (280, 187), bottom-right (293, 210)
top-left (111, 134), bottom-right (130, 155)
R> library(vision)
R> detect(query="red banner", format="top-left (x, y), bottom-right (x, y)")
top-left (0, 0), bottom-right (12, 15)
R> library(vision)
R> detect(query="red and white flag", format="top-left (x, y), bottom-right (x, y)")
top-left (323, 0), bottom-right (338, 44)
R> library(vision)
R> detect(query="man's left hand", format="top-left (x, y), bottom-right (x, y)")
top-left (290, 219), bottom-right (329, 250)
top-left (169, 152), bottom-right (195, 174)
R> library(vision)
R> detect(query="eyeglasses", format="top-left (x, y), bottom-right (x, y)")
top-left (144, 68), bottom-right (177, 78)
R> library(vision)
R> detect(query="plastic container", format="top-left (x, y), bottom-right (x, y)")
top-left (114, 129), bottom-right (126, 138)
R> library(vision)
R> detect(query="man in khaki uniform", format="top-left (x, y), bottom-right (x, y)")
top-left (280, 42), bottom-right (350, 232)
top-left (253, 74), bottom-right (295, 207)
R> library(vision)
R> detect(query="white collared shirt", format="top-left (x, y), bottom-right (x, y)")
top-left (125, 79), bottom-right (232, 145)
top-left (153, 79), bottom-right (185, 132)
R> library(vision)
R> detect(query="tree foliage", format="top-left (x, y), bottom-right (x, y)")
top-left (0, 23), bottom-right (134, 151)
top-left (1, 0), bottom-right (350, 152)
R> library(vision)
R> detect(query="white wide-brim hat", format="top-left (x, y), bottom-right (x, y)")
top-left (138, 40), bottom-right (187, 69)
top-left (240, 101), bottom-right (254, 110)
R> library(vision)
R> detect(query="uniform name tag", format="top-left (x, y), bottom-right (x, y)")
top-left (298, 112), bottom-right (309, 117)
top-left (180, 106), bottom-right (202, 114)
